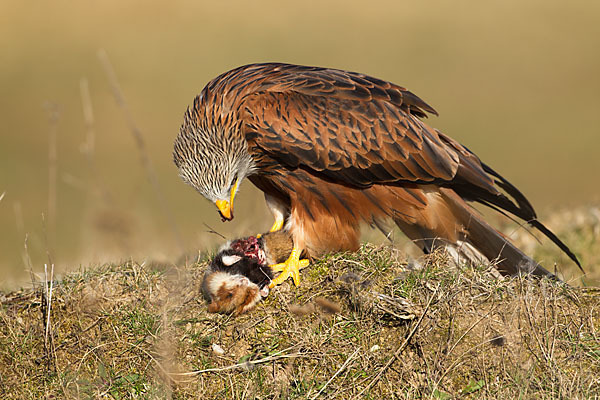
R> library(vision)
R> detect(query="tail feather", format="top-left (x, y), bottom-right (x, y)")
top-left (527, 219), bottom-right (583, 273)
top-left (437, 135), bottom-right (580, 271)
top-left (477, 163), bottom-right (582, 272)
top-left (450, 160), bottom-right (582, 272)
top-left (392, 187), bottom-right (558, 279)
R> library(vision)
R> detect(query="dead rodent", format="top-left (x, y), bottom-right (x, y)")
top-left (202, 231), bottom-right (295, 315)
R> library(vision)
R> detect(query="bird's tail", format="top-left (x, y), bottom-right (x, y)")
top-left (391, 186), bottom-right (557, 279)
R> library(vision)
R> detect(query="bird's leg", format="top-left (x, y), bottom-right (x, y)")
top-left (270, 258), bottom-right (310, 272)
top-left (269, 215), bottom-right (285, 232)
top-left (268, 246), bottom-right (309, 287)
top-left (265, 193), bottom-right (287, 233)
top-left (257, 216), bottom-right (284, 239)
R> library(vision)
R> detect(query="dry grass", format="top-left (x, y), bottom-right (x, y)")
top-left (1, 240), bottom-right (598, 399)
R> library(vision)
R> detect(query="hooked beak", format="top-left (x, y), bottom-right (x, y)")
top-left (215, 179), bottom-right (239, 222)
top-left (215, 199), bottom-right (232, 221)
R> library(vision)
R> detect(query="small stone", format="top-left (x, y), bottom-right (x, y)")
top-left (212, 343), bottom-right (225, 355)
top-left (370, 345), bottom-right (380, 352)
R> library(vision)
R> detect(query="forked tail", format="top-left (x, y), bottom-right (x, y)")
top-left (392, 187), bottom-right (558, 279)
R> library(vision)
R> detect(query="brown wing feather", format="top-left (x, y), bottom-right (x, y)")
top-left (242, 90), bottom-right (464, 187)
top-left (193, 62), bottom-right (502, 197)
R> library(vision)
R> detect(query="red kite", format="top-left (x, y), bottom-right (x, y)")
top-left (173, 63), bottom-right (581, 287)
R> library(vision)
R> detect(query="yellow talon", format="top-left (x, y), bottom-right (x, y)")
top-left (268, 247), bottom-right (308, 288)
top-left (270, 259), bottom-right (310, 272)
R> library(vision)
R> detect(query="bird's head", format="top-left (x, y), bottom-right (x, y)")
top-left (173, 104), bottom-right (255, 221)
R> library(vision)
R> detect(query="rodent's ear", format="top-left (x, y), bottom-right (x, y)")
top-left (221, 254), bottom-right (242, 266)
top-left (240, 276), bottom-right (251, 286)
top-left (207, 301), bottom-right (219, 313)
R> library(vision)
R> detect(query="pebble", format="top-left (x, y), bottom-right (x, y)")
top-left (212, 343), bottom-right (225, 355)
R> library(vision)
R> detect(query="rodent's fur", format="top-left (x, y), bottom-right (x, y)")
top-left (202, 231), bottom-right (294, 315)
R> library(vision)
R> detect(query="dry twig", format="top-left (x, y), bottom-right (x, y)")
top-left (172, 347), bottom-right (305, 378)
top-left (311, 348), bottom-right (360, 399)
top-left (43, 102), bottom-right (60, 253)
top-left (355, 282), bottom-right (441, 398)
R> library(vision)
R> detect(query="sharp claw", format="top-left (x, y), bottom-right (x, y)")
top-left (270, 262), bottom-right (286, 273)
top-left (268, 247), bottom-right (309, 288)
top-left (268, 273), bottom-right (286, 288)
top-left (270, 259), bottom-right (310, 273)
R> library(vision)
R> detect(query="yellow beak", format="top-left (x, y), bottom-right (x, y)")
top-left (215, 179), bottom-right (239, 221)
top-left (215, 199), bottom-right (232, 221)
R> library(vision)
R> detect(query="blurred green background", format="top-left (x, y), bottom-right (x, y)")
top-left (1, 0), bottom-right (599, 290)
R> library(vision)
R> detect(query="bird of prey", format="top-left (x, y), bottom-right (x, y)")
top-left (173, 62), bottom-right (581, 287)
